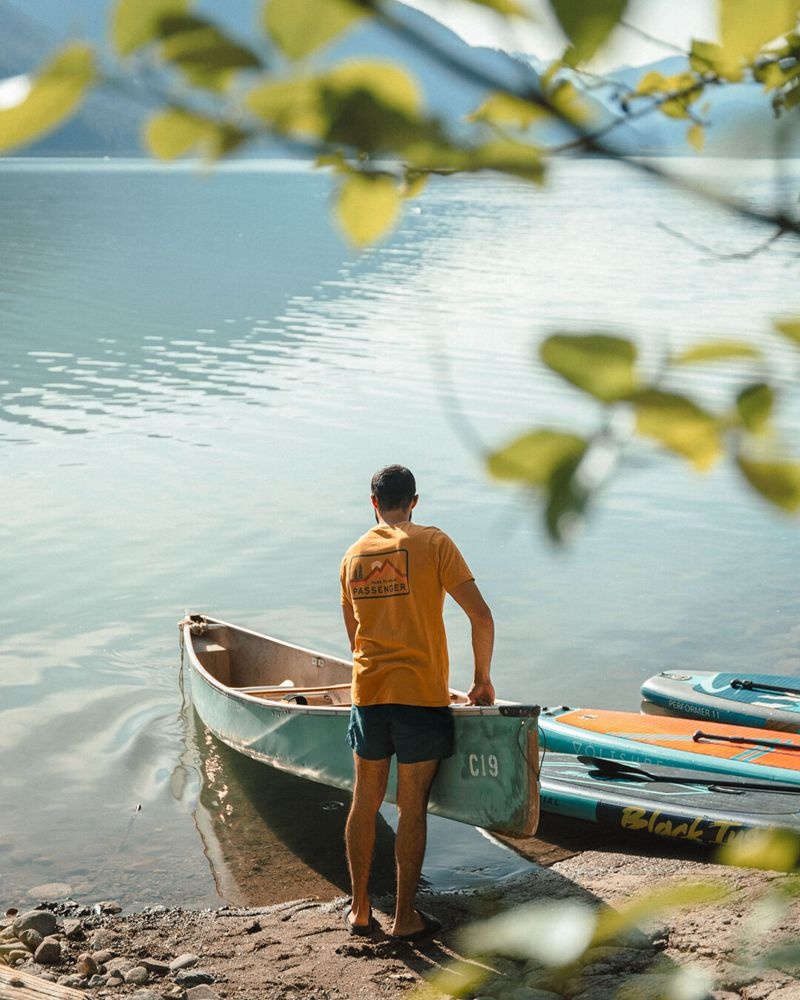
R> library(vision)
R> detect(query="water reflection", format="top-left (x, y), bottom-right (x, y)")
top-left (188, 712), bottom-right (396, 906)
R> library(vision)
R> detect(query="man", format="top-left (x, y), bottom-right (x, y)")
top-left (339, 464), bottom-right (495, 942)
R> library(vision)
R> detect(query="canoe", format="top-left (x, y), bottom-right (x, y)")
top-left (641, 670), bottom-right (800, 732)
top-left (538, 707), bottom-right (800, 786)
top-left (539, 752), bottom-right (800, 847)
top-left (180, 614), bottom-right (541, 836)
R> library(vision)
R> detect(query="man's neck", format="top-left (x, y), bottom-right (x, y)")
top-left (376, 508), bottom-right (412, 527)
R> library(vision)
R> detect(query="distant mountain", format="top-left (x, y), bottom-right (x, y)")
top-left (1, 2), bottom-right (793, 158)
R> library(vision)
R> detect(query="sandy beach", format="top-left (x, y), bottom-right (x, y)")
top-left (4, 819), bottom-right (800, 1000)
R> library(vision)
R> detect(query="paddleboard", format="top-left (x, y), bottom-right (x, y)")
top-left (538, 752), bottom-right (800, 847)
top-left (538, 707), bottom-right (800, 785)
top-left (641, 670), bottom-right (800, 731)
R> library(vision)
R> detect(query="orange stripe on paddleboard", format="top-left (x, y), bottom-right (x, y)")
top-left (555, 710), bottom-right (800, 771)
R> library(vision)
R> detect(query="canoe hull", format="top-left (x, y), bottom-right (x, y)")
top-left (183, 615), bottom-right (540, 836)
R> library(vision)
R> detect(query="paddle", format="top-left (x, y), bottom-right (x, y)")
top-left (731, 678), bottom-right (800, 698)
top-left (692, 730), bottom-right (800, 752)
top-left (577, 754), bottom-right (800, 795)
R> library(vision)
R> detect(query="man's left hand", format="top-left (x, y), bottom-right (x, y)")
top-left (466, 681), bottom-right (495, 706)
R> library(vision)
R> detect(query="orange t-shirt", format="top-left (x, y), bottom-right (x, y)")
top-left (340, 522), bottom-right (473, 707)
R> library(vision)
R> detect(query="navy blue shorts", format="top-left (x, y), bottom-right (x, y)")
top-left (347, 704), bottom-right (455, 764)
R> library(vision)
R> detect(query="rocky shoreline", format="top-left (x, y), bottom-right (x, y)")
top-left (3, 846), bottom-right (800, 1000)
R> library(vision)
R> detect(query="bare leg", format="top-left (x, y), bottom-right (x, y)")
top-left (391, 758), bottom-right (440, 937)
top-left (345, 754), bottom-right (390, 929)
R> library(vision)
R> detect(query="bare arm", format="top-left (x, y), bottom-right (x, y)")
top-left (342, 601), bottom-right (358, 652)
top-left (450, 579), bottom-right (495, 706)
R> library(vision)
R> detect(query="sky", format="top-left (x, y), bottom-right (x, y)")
top-left (406, 0), bottom-right (718, 70)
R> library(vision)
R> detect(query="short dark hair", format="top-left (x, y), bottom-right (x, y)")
top-left (371, 465), bottom-right (416, 510)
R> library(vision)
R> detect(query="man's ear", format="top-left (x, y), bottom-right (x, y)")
top-left (371, 495), bottom-right (379, 510)
top-left (411, 495), bottom-right (419, 509)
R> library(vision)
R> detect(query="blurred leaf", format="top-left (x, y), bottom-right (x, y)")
top-left (264, 0), bottom-right (370, 60)
top-left (736, 455), bottom-right (800, 511)
top-left (550, 0), bottom-right (628, 63)
top-left (465, 0), bottom-right (528, 14)
top-left (673, 340), bottom-right (762, 364)
top-left (594, 881), bottom-right (726, 944)
top-left (403, 169), bottom-right (428, 198)
top-left (736, 383), bottom-right (774, 432)
top-left (718, 0), bottom-right (800, 77)
top-left (487, 430), bottom-right (587, 485)
top-left (616, 965), bottom-right (715, 1000)
top-left (774, 316), bottom-right (800, 346)
top-left (112, 0), bottom-right (189, 56)
top-left (0, 43), bottom-right (95, 155)
top-left (335, 171), bottom-right (401, 246)
top-left (460, 899), bottom-right (596, 965)
top-left (718, 827), bottom-right (800, 870)
top-left (424, 959), bottom-right (491, 998)
top-left (246, 76), bottom-right (322, 136)
top-left (632, 389), bottom-right (722, 470)
top-left (690, 38), bottom-right (740, 79)
top-left (687, 122), bottom-right (705, 150)
top-left (158, 15), bottom-right (262, 89)
top-left (468, 92), bottom-right (548, 128)
top-left (540, 333), bottom-right (639, 403)
top-left (325, 59), bottom-right (422, 117)
top-left (545, 448), bottom-right (591, 543)
top-left (464, 138), bottom-right (545, 181)
top-left (548, 78), bottom-right (593, 124)
top-left (144, 107), bottom-right (247, 159)
top-left (759, 942), bottom-right (800, 972)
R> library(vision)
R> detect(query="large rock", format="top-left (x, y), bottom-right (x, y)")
top-left (89, 928), bottom-right (120, 951)
top-left (169, 953), bottom-right (199, 972)
top-left (13, 911), bottom-right (57, 939)
top-left (124, 966), bottom-right (151, 985)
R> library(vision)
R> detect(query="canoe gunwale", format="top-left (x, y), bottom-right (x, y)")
top-left (182, 614), bottom-right (539, 719)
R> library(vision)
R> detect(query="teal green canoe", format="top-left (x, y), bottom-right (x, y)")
top-left (180, 614), bottom-right (540, 837)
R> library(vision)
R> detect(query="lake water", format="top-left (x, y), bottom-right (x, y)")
top-left (2, 157), bottom-right (799, 911)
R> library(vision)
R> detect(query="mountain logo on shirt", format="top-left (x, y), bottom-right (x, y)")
top-left (349, 549), bottom-right (409, 599)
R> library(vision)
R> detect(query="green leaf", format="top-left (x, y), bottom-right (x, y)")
top-left (143, 107), bottom-right (247, 160)
top-left (540, 333), bottom-right (639, 403)
top-left (687, 122), bottom-right (705, 151)
top-left (690, 38), bottom-right (737, 77)
top-left (111, 0), bottom-right (189, 56)
top-left (468, 92), bottom-right (548, 129)
top-left (718, 0), bottom-right (800, 77)
top-left (773, 316), bottom-right (800, 346)
top-left (631, 389), bottom-right (722, 470)
top-left (594, 881), bottom-right (727, 944)
top-left (737, 455), bottom-right (800, 511)
top-left (460, 900), bottom-right (596, 965)
top-left (487, 430), bottom-right (588, 485)
top-left (158, 15), bottom-right (262, 89)
top-left (264, 0), bottom-right (370, 60)
top-left (736, 383), bottom-right (774, 432)
top-left (673, 340), bottom-right (762, 364)
top-left (0, 43), bottom-right (95, 155)
top-left (550, 0), bottom-right (629, 63)
top-left (246, 76), bottom-right (323, 137)
top-left (717, 827), bottom-right (800, 870)
top-left (335, 172), bottom-right (401, 247)
top-left (464, 0), bottom-right (528, 14)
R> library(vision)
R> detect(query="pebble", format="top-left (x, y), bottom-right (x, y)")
top-left (124, 966), bottom-right (151, 985)
top-left (175, 970), bottom-right (215, 986)
top-left (17, 928), bottom-right (44, 952)
top-left (33, 937), bottom-right (62, 965)
top-left (63, 919), bottom-right (85, 940)
top-left (170, 953), bottom-right (200, 972)
top-left (93, 948), bottom-right (116, 964)
top-left (187, 987), bottom-right (222, 1000)
top-left (140, 958), bottom-right (171, 977)
top-left (13, 911), bottom-right (57, 939)
top-left (77, 953), bottom-right (99, 977)
top-left (90, 929), bottom-right (120, 950)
